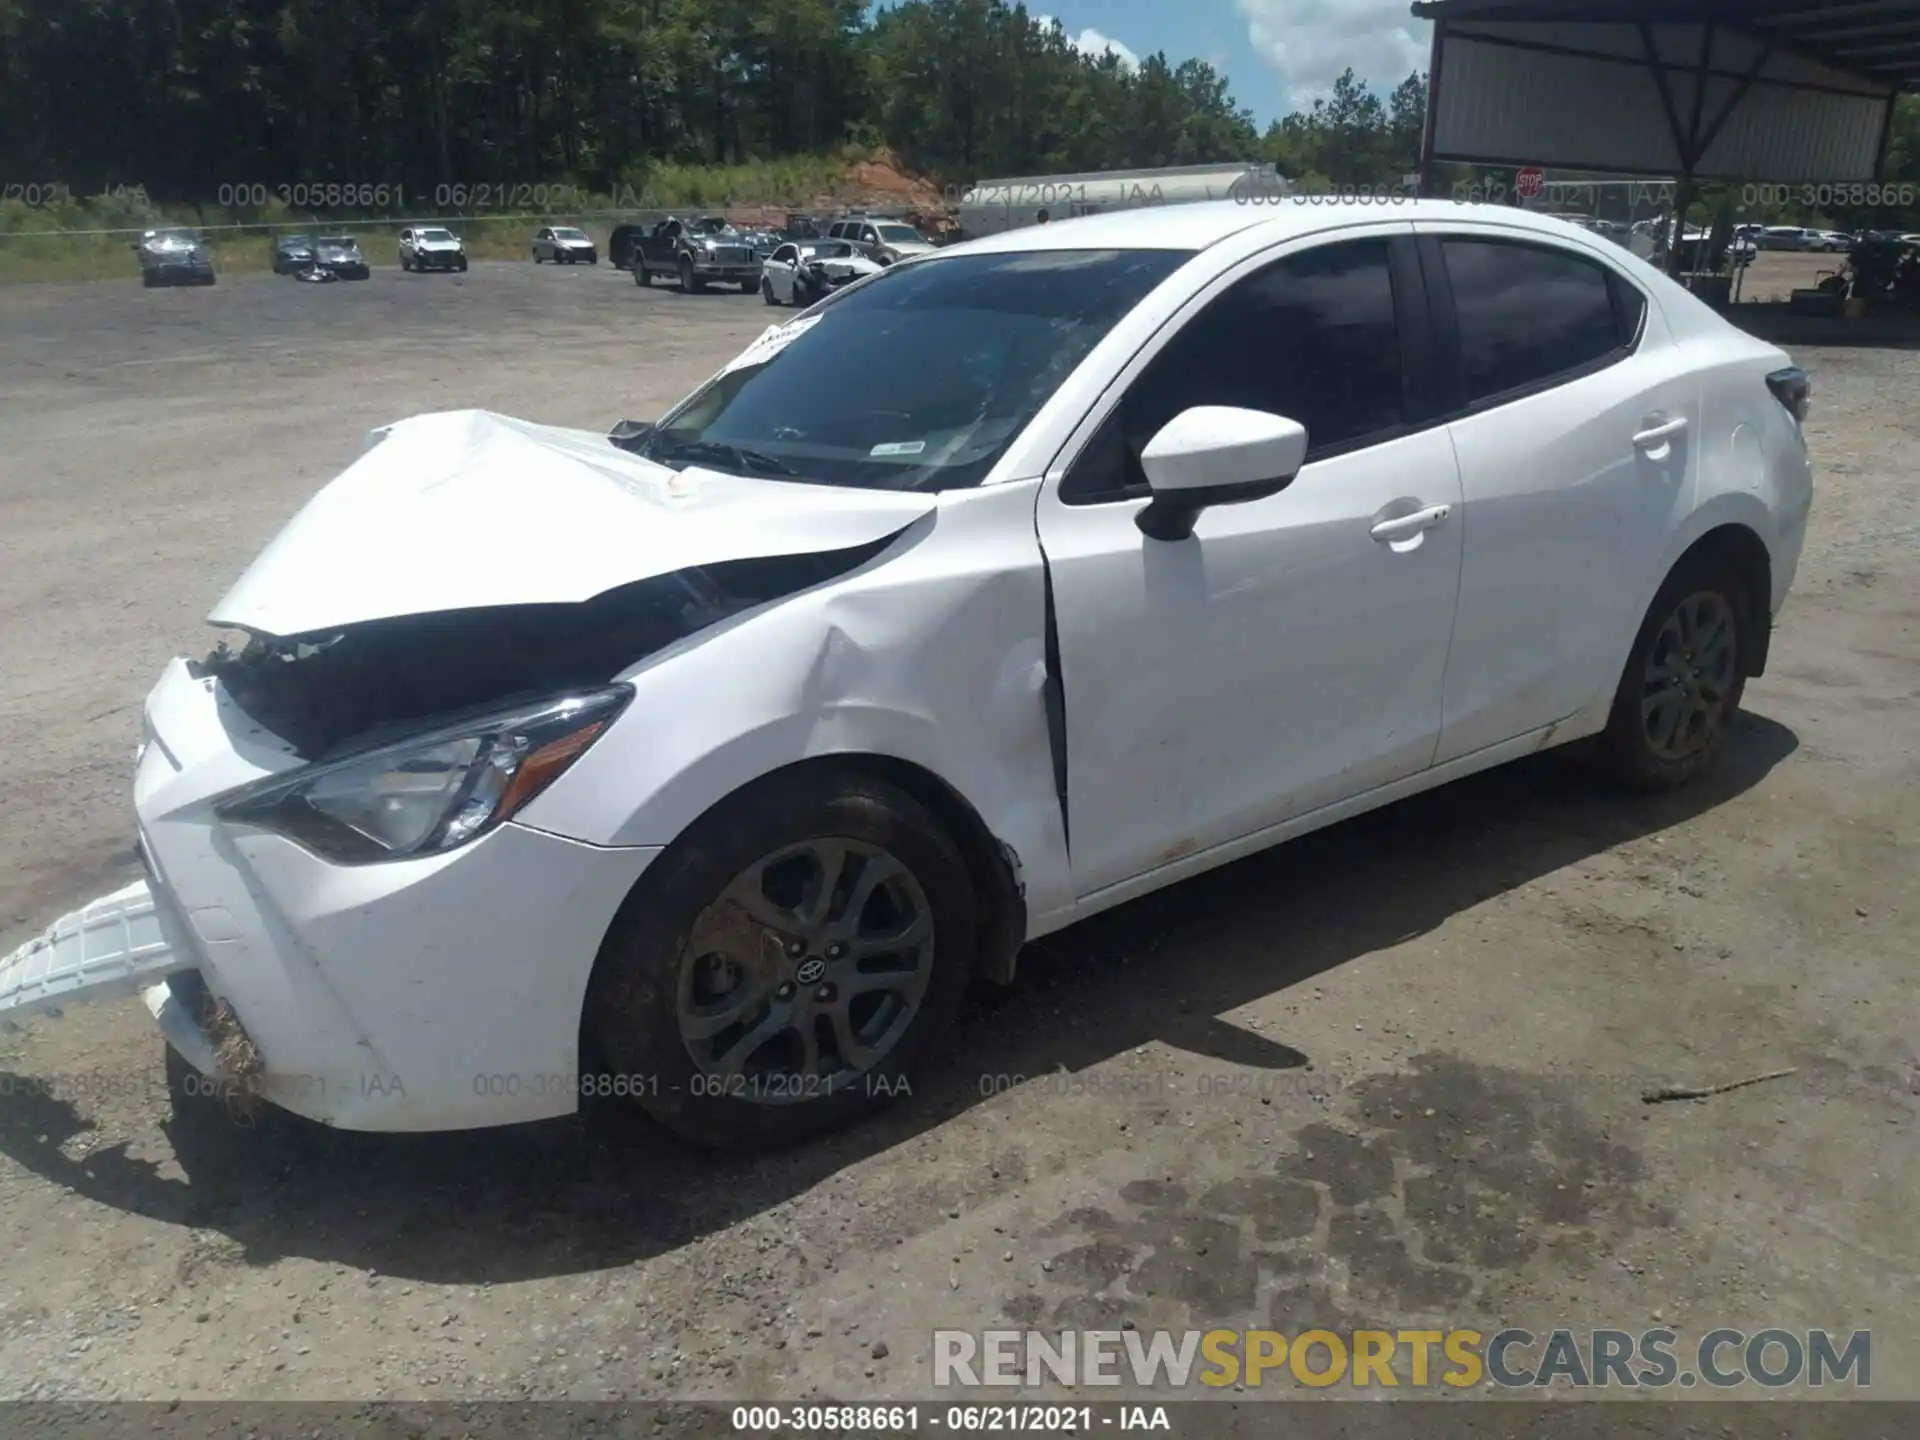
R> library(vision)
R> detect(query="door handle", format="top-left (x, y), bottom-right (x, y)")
top-left (1633, 415), bottom-right (1689, 448)
top-left (1370, 503), bottom-right (1452, 544)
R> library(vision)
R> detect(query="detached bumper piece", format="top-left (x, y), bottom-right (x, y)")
top-left (0, 880), bottom-right (192, 1020)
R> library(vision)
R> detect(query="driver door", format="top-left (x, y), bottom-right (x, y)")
top-left (1035, 230), bottom-right (1466, 899)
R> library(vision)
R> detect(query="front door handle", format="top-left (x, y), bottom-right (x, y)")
top-left (1370, 503), bottom-right (1453, 544)
top-left (1633, 415), bottom-right (1689, 448)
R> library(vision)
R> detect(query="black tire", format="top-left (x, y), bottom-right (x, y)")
top-left (141, 270), bottom-right (156, 288)
top-left (741, 278), bottom-right (758, 294)
top-left (635, 261), bottom-right (651, 287)
top-left (456, 258), bottom-right (468, 272)
top-left (1594, 554), bottom-right (1749, 792)
top-left (585, 767), bottom-right (977, 1151)
top-left (678, 254), bottom-right (703, 293)
top-left (532, 250), bottom-right (542, 263)
top-left (761, 277), bottom-right (777, 305)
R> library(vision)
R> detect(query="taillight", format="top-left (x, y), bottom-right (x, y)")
top-left (1767, 366), bottom-right (1810, 423)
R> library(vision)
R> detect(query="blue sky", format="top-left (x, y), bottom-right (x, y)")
top-left (1015, 0), bottom-right (1432, 125)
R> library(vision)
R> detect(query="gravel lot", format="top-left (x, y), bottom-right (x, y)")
top-left (0, 259), bottom-right (1915, 1405)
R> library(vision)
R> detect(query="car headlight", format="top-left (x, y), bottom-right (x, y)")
top-left (215, 686), bottom-right (631, 864)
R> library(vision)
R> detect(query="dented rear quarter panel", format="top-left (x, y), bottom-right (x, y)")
top-left (512, 479), bottom-right (1076, 935)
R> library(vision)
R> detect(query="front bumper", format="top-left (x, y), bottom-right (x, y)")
top-left (413, 252), bottom-right (464, 269)
top-left (2, 659), bottom-right (661, 1131)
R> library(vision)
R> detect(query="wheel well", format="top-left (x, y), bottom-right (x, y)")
top-left (1672, 524), bottom-right (1773, 677)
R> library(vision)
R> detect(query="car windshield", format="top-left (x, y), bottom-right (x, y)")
top-left (876, 225), bottom-right (924, 242)
top-left (420, 229), bottom-right (455, 242)
top-left (318, 237), bottom-right (354, 248)
top-left (642, 248), bottom-right (1187, 493)
top-left (282, 235), bottom-right (312, 248)
top-left (152, 230), bottom-right (199, 244)
top-left (554, 228), bottom-right (588, 241)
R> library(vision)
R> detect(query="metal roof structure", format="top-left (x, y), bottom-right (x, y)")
top-left (1411, 0), bottom-right (1920, 184)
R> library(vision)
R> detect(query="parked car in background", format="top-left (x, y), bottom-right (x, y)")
top-left (740, 228), bottom-right (783, 262)
top-left (399, 227), bottom-right (468, 272)
top-left (1760, 226), bottom-right (1829, 252)
top-left (759, 238), bottom-right (883, 306)
top-left (531, 226), bottom-right (598, 264)
top-left (310, 235), bottom-right (371, 280)
top-left (134, 228), bottom-right (216, 286)
top-left (828, 217), bottom-right (937, 266)
top-left (628, 216), bottom-right (761, 292)
top-left (4, 201), bottom-right (1814, 1152)
top-left (270, 234), bottom-right (317, 274)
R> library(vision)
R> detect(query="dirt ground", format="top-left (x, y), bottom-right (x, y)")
top-left (0, 259), bottom-right (1915, 1407)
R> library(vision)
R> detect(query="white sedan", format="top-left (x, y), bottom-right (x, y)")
top-left (0, 201), bottom-right (1814, 1151)
top-left (760, 238), bottom-right (882, 306)
top-left (531, 225), bottom-right (598, 264)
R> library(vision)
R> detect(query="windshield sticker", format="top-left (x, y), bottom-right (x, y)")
top-left (719, 315), bottom-right (822, 376)
top-left (869, 441), bottom-right (927, 457)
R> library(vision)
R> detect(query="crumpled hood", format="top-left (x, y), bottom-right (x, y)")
top-left (209, 409), bottom-right (937, 636)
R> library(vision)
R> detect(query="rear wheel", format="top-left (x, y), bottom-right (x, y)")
top-left (1594, 555), bottom-right (1749, 791)
top-left (586, 768), bottom-right (975, 1151)
top-left (762, 277), bottom-right (777, 305)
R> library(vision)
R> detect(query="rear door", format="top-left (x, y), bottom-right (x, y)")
top-left (1419, 227), bottom-right (1700, 764)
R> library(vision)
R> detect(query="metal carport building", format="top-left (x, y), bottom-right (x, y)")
top-left (1412, 0), bottom-right (1920, 201)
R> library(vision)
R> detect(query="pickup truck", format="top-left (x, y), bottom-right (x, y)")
top-left (622, 216), bottom-right (762, 293)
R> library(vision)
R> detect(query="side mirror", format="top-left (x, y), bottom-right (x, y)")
top-left (607, 419), bottom-right (656, 452)
top-left (1135, 406), bottom-right (1308, 542)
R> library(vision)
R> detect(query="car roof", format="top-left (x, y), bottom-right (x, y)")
top-left (942, 198), bottom-right (1621, 256)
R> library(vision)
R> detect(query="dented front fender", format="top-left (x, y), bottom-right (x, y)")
top-left (512, 480), bottom-right (1073, 935)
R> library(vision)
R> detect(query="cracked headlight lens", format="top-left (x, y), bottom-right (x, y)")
top-left (215, 686), bottom-right (630, 864)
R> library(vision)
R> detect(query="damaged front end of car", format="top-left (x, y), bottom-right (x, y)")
top-left (1, 407), bottom-right (947, 1129)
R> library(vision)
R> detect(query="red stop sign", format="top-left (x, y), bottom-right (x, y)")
top-left (1517, 166), bottom-right (1547, 199)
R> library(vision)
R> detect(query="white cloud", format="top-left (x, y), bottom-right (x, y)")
top-left (1036, 15), bottom-right (1141, 70)
top-left (1235, 0), bottom-right (1430, 108)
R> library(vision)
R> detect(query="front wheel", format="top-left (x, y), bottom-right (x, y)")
top-left (585, 768), bottom-right (976, 1151)
top-left (635, 262), bottom-right (651, 287)
top-left (1594, 556), bottom-right (1749, 791)
top-left (456, 258), bottom-right (468, 272)
top-left (678, 255), bottom-right (703, 293)
top-left (761, 277), bottom-right (777, 305)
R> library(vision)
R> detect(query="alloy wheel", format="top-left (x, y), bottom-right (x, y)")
top-left (1640, 591), bottom-right (1738, 761)
top-left (674, 839), bottom-right (935, 1102)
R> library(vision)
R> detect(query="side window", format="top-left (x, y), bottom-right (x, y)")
top-left (773, 245), bottom-right (794, 265)
top-left (862, 227), bottom-right (879, 244)
top-left (1062, 239), bottom-right (1405, 503)
top-left (1440, 238), bottom-right (1632, 406)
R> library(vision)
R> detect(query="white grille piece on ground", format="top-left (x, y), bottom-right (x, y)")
top-left (0, 880), bottom-right (190, 1019)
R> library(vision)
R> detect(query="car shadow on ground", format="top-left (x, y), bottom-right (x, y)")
top-left (0, 713), bottom-right (1798, 1284)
